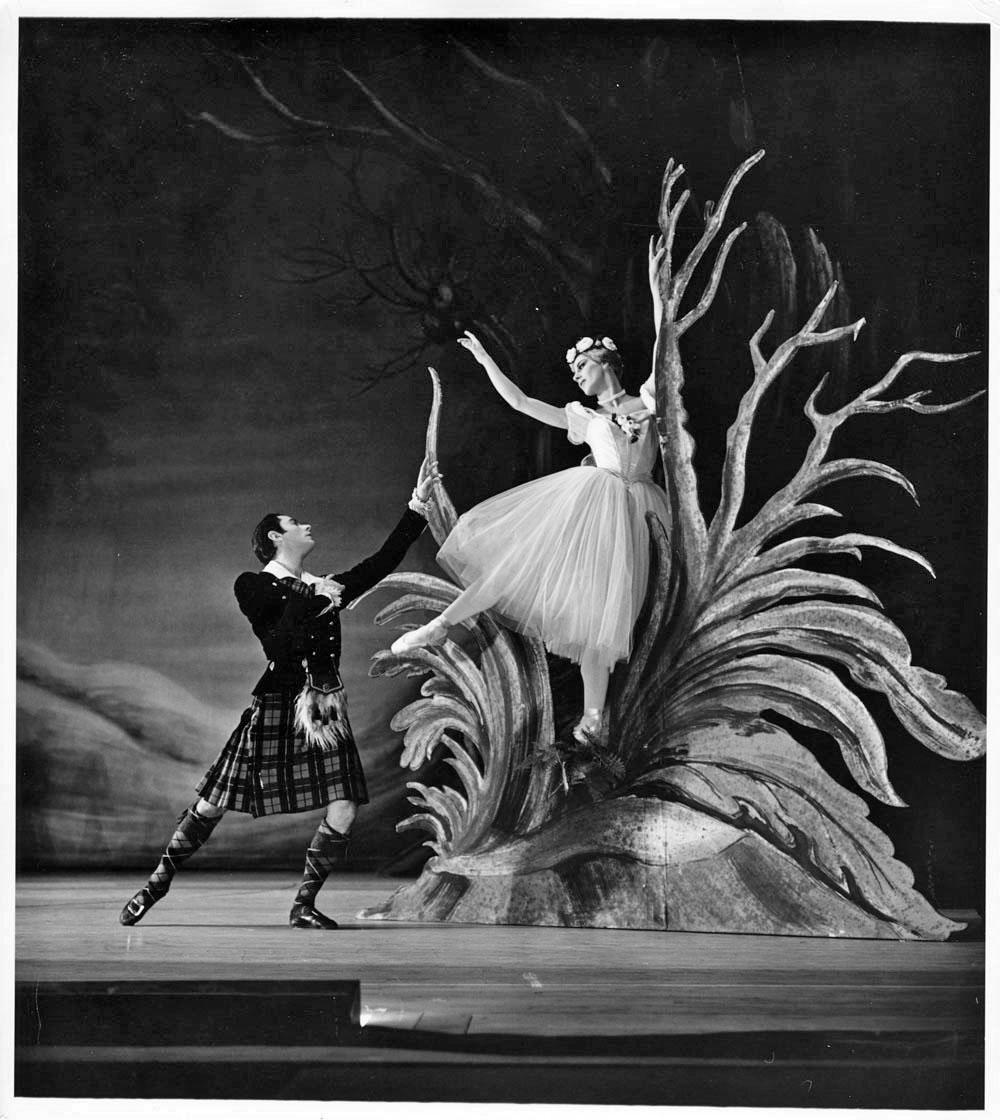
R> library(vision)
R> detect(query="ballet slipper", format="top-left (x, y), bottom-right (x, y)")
top-left (390, 616), bottom-right (450, 655)
top-left (572, 708), bottom-right (606, 744)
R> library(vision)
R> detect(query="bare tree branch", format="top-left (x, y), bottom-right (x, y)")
top-left (671, 148), bottom-right (764, 313)
top-left (353, 337), bottom-right (435, 393)
top-left (352, 267), bottom-right (420, 309)
top-left (388, 224), bottom-right (431, 296)
top-left (188, 111), bottom-right (308, 145)
top-left (481, 313), bottom-right (518, 369)
top-left (450, 37), bottom-right (613, 189)
top-left (234, 52), bottom-right (341, 131)
top-left (824, 349), bottom-right (983, 415)
top-left (282, 266), bottom-right (351, 285)
top-left (647, 152), bottom-right (764, 594)
top-left (677, 221), bottom-right (747, 335)
top-left (717, 344), bottom-right (980, 576)
top-left (854, 390), bottom-right (985, 415)
top-left (326, 151), bottom-right (435, 299)
top-left (707, 282), bottom-right (865, 567)
top-left (658, 158), bottom-right (688, 284)
top-left (192, 45), bottom-right (391, 145)
top-left (338, 65), bottom-right (596, 312)
top-left (192, 48), bottom-right (600, 315)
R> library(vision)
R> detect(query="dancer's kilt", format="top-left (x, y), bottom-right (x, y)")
top-left (196, 690), bottom-right (369, 816)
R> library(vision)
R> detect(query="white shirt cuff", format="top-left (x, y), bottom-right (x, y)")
top-left (408, 490), bottom-right (431, 515)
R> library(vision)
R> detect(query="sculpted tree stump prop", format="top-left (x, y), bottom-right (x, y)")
top-left (358, 152), bottom-right (984, 939)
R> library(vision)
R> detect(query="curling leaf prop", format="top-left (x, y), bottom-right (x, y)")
top-left (362, 156), bottom-right (983, 938)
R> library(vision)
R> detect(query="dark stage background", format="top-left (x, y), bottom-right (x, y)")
top-left (17, 20), bottom-right (986, 909)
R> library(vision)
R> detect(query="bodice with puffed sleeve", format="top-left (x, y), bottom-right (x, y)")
top-left (564, 383), bottom-right (659, 483)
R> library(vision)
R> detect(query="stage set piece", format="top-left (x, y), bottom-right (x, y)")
top-left (360, 152), bottom-right (985, 940)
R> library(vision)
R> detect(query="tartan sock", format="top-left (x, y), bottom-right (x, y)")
top-left (146, 805), bottom-right (221, 900)
top-left (293, 821), bottom-right (349, 908)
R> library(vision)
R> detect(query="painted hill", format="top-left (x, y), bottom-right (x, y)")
top-left (17, 641), bottom-right (429, 870)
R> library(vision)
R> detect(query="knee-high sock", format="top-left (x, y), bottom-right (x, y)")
top-left (580, 649), bottom-right (611, 713)
top-left (293, 821), bottom-right (349, 908)
top-left (146, 805), bottom-right (221, 900)
top-left (439, 583), bottom-right (498, 628)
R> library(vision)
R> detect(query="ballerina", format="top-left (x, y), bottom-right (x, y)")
top-left (392, 244), bottom-right (670, 742)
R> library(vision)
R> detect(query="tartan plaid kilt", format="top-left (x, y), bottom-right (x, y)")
top-left (196, 690), bottom-right (369, 817)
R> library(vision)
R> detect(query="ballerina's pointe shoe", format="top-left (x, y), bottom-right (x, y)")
top-left (390, 616), bottom-right (450, 656)
top-left (572, 708), bottom-right (606, 744)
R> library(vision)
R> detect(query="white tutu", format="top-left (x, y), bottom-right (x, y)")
top-left (437, 463), bottom-right (671, 671)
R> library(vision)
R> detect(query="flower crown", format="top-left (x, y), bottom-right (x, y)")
top-left (565, 335), bottom-right (618, 367)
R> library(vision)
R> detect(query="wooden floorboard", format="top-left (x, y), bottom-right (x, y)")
top-left (17, 871), bottom-right (983, 1039)
top-left (14, 870), bottom-right (984, 1107)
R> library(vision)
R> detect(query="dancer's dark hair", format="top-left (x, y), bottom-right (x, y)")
top-left (252, 513), bottom-right (284, 563)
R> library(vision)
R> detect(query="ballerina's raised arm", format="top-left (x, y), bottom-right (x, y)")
top-left (458, 331), bottom-right (569, 429)
top-left (395, 312), bottom-right (671, 747)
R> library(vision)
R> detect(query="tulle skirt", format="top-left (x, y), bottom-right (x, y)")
top-left (437, 465), bottom-right (671, 671)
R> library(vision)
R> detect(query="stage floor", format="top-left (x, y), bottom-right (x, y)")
top-left (14, 871), bottom-right (985, 1106)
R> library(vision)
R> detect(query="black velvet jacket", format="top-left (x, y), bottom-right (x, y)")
top-left (234, 507), bottom-right (426, 696)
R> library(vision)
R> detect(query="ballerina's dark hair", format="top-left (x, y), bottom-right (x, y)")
top-left (251, 513), bottom-right (284, 563)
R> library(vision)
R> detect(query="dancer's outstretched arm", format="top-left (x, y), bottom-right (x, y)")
top-left (459, 331), bottom-right (568, 429)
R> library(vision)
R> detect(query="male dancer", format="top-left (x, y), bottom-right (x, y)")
top-left (119, 461), bottom-right (439, 930)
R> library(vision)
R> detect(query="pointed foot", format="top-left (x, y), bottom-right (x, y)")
top-left (390, 616), bottom-right (449, 656)
top-left (119, 887), bottom-right (161, 926)
top-left (573, 708), bottom-right (608, 745)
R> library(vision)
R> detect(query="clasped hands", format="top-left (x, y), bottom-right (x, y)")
top-left (413, 457), bottom-right (442, 504)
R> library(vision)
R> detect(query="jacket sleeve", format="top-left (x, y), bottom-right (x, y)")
top-left (333, 508), bottom-right (427, 607)
top-left (234, 572), bottom-right (325, 663)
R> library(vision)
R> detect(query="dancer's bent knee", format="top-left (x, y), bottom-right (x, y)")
top-left (324, 799), bottom-right (357, 835)
top-left (195, 798), bottom-right (226, 819)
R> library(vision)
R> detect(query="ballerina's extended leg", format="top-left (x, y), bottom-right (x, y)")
top-left (393, 598), bottom-right (613, 747)
top-left (389, 583), bottom-right (497, 655)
